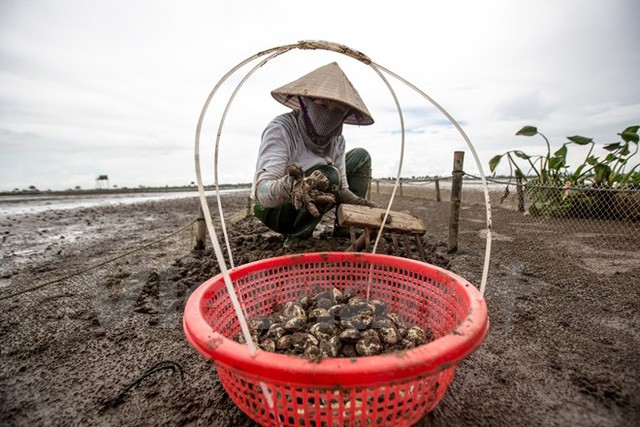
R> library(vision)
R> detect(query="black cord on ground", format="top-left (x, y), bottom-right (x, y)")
top-left (103, 360), bottom-right (185, 409)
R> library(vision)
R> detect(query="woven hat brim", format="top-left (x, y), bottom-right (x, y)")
top-left (271, 62), bottom-right (374, 126)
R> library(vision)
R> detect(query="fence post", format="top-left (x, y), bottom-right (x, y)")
top-left (195, 205), bottom-right (207, 250)
top-left (399, 178), bottom-right (403, 197)
top-left (448, 151), bottom-right (464, 253)
top-left (245, 196), bottom-right (253, 217)
top-left (435, 176), bottom-right (441, 202)
top-left (516, 170), bottom-right (525, 213)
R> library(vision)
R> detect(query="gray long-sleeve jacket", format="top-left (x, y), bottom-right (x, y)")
top-left (252, 111), bottom-right (348, 208)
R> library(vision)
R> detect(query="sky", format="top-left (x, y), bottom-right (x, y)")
top-left (1, 0), bottom-right (639, 191)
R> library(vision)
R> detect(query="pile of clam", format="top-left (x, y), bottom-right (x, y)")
top-left (234, 287), bottom-right (433, 360)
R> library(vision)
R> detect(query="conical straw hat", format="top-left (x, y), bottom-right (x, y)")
top-left (271, 62), bottom-right (374, 126)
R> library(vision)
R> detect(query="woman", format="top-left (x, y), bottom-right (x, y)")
top-left (253, 62), bottom-right (375, 248)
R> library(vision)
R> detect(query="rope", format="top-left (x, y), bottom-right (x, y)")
top-left (462, 173), bottom-right (514, 186)
top-left (464, 172), bottom-right (640, 193)
top-left (102, 360), bottom-right (184, 408)
top-left (0, 219), bottom-right (197, 301)
top-left (384, 175), bottom-right (455, 181)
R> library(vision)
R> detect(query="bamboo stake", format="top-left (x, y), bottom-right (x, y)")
top-left (516, 170), bottom-right (525, 213)
top-left (448, 151), bottom-right (464, 253)
top-left (194, 206), bottom-right (207, 250)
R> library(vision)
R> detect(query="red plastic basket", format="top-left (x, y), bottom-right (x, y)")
top-left (183, 252), bottom-right (489, 426)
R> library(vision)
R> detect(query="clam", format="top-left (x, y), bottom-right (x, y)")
top-left (298, 295), bottom-right (313, 310)
top-left (340, 288), bottom-right (355, 304)
top-left (260, 338), bottom-right (276, 353)
top-left (378, 326), bottom-right (399, 345)
top-left (284, 317), bottom-right (305, 333)
top-left (356, 338), bottom-right (382, 356)
top-left (350, 301), bottom-right (373, 318)
top-left (348, 295), bottom-right (366, 305)
top-left (283, 301), bottom-right (306, 322)
top-left (341, 343), bottom-right (357, 358)
top-left (399, 338), bottom-right (416, 350)
top-left (330, 287), bottom-right (343, 302)
top-left (350, 315), bottom-right (372, 331)
top-left (372, 318), bottom-right (394, 330)
top-left (291, 332), bottom-right (319, 353)
top-left (234, 333), bottom-right (259, 345)
top-left (279, 301), bottom-right (294, 314)
top-left (250, 316), bottom-right (272, 335)
top-left (320, 336), bottom-right (341, 358)
top-left (338, 304), bottom-right (357, 320)
top-left (361, 329), bottom-right (381, 345)
top-left (310, 322), bottom-right (336, 342)
top-left (354, 330), bottom-right (383, 356)
top-left (387, 313), bottom-right (405, 329)
top-left (316, 287), bottom-right (342, 303)
top-left (406, 326), bottom-right (429, 346)
top-left (327, 304), bottom-right (344, 319)
top-left (314, 298), bottom-right (334, 310)
top-left (303, 345), bottom-right (322, 360)
top-left (369, 299), bottom-right (386, 316)
top-left (339, 328), bottom-right (361, 343)
top-left (308, 307), bottom-right (331, 322)
top-left (273, 313), bottom-right (288, 324)
top-left (266, 323), bottom-right (285, 340)
top-left (351, 307), bottom-right (374, 330)
top-left (276, 335), bottom-right (292, 351)
top-left (340, 319), bottom-right (356, 330)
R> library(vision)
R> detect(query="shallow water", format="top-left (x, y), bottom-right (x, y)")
top-left (0, 189), bottom-right (246, 217)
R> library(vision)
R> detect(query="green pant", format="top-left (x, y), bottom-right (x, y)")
top-left (254, 148), bottom-right (371, 239)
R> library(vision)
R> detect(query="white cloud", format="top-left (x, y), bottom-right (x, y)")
top-left (1, 0), bottom-right (639, 191)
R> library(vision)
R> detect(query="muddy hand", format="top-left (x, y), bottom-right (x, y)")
top-left (312, 192), bottom-right (336, 205)
top-left (287, 164), bottom-right (304, 181)
top-left (304, 171), bottom-right (335, 215)
top-left (304, 198), bottom-right (321, 217)
top-left (288, 165), bottom-right (335, 215)
top-left (304, 170), bottom-right (329, 192)
top-left (288, 164), bottom-right (306, 211)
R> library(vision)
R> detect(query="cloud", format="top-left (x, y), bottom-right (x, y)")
top-left (492, 90), bottom-right (557, 122)
top-left (1, 0), bottom-right (639, 191)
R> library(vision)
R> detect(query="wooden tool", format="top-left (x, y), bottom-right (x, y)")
top-left (337, 204), bottom-right (428, 260)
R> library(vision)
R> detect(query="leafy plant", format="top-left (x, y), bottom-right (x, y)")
top-left (489, 125), bottom-right (640, 219)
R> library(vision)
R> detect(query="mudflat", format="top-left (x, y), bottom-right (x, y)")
top-left (1, 190), bottom-right (638, 426)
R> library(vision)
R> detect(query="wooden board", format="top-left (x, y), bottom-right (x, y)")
top-left (337, 204), bottom-right (426, 234)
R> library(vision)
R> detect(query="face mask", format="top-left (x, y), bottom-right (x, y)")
top-left (296, 97), bottom-right (346, 154)
top-left (299, 97), bottom-right (346, 137)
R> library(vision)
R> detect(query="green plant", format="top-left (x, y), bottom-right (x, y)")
top-left (490, 125), bottom-right (640, 187)
top-left (489, 125), bottom-right (640, 219)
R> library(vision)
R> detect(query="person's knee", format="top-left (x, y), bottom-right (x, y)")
top-left (347, 147), bottom-right (371, 163)
top-left (346, 148), bottom-right (372, 173)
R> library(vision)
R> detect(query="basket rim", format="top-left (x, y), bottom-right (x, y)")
top-left (183, 252), bottom-right (489, 386)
